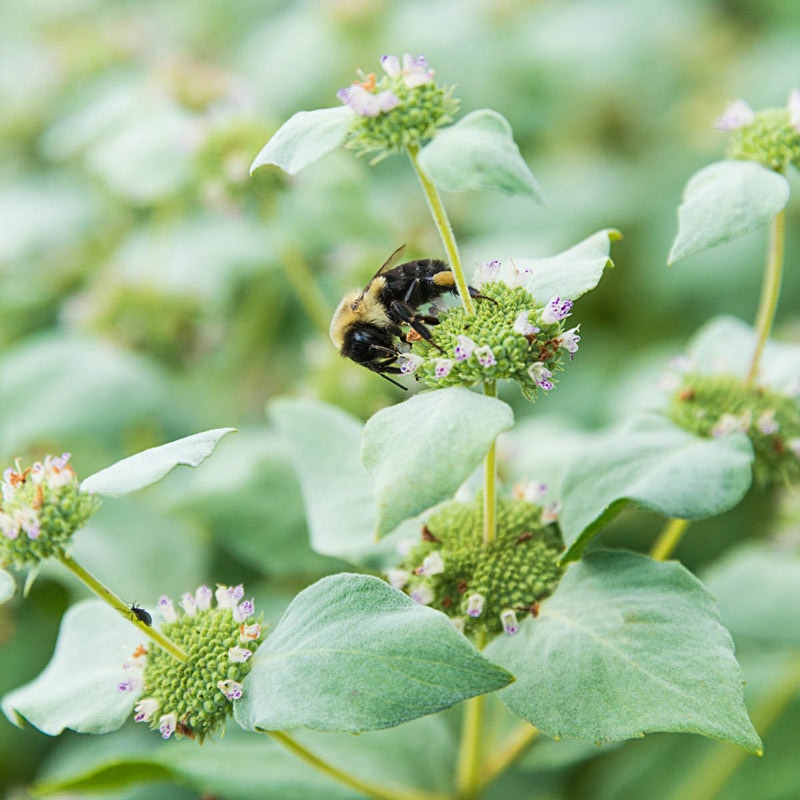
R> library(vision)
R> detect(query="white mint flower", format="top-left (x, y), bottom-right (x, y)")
top-left (513, 311), bottom-right (539, 336)
top-left (454, 335), bottom-right (477, 362)
top-left (714, 99), bottom-right (755, 131)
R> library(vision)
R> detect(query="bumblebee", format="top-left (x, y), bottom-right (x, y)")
top-left (329, 245), bottom-right (483, 388)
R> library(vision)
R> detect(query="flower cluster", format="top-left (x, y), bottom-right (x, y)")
top-left (118, 583), bottom-right (263, 742)
top-left (0, 454), bottom-right (100, 568)
top-left (401, 274), bottom-right (580, 400)
top-left (668, 373), bottom-right (800, 485)
top-left (390, 495), bottom-right (564, 638)
top-left (716, 90), bottom-right (800, 172)
top-left (337, 53), bottom-right (458, 160)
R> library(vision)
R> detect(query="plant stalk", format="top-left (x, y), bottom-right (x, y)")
top-left (407, 144), bottom-right (474, 315)
top-left (58, 554), bottom-right (188, 662)
top-left (479, 722), bottom-right (539, 792)
top-left (649, 518), bottom-right (690, 562)
top-left (483, 381), bottom-right (498, 545)
top-left (746, 209), bottom-right (786, 386)
top-left (267, 730), bottom-right (447, 800)
top-left (281, 245), bottom-right (334, 335)
top-left (455, 631), bottom-right (488, 799)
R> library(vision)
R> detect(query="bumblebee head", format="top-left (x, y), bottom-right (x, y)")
top-left (340, 323), bottom-right (398, 366)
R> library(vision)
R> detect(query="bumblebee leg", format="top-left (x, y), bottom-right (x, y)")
top-left (468, 286), bottom-right (498, 304)
top-left (389, 300), bottom-right (445, 353)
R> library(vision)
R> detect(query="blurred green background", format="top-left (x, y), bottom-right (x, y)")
top-left (1, 0), bottom-right (799, 798)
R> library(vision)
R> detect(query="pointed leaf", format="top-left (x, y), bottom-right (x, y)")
top-left (668, 160), bottom-right (789, 264)
top-left (418, 109), bottom-right (545, 201)
top-left (2, 600), bottom-right (140, 734)
top-left (235, 573), bottom-right (513, 733)
top-left (559, 414), bottom-right (753, 562)
top-left (512, 228), bottom-right (620, 302)
top-left (269, 398), bottom-right (377, 561)
top-left (250, 107), bottom-right (353, 175)
top-left (80, 428), bottom-right (236, 496)
top-left (362, 388), bottom-right (514, 537)
top-left (486, 551), bottom-right (762, 753)
top-left (0, 569), bottom-right (14, 604)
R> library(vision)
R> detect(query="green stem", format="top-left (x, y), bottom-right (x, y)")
top-left (746, 209), bottom-right (786, 386)
top-left (455, 631), bottom-right (488, 799)
top-left (281, 245), bottom-right (334, 335)
top-left (58, 554), bottom-right (188, 662)
top-left (649, 518), bottom-right (690, 562)
top-left (479, 722), bottom-right (539, 792)
top-left (406, 144), bottom-right (474, 315)
top-left (267, 730), bottom-right (447, 800)
top-left (672, 652), bottom-right (800, 800)
top-left (483, 381), bottom-right (498, 545)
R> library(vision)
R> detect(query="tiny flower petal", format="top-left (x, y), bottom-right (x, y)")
top-left (528, 362), bottom-right (554, 391)
top-left (134, 698), bottom-right (159, 723)
top-left (0, 512), bottom-right (18, 539)
top-left (714, 99), bottom-right (755, 131)
top-left (513, 481), bottom-right (548, 502)
top-left (410, 585), bottom-right (435, 605)
top-left (180, 593), bottom-right (197, 616)
top-left (757, 409), bottom-right (779, 435)
top-left (380, 54), bottom-right (401, 76)
top-left (159, 712), bottom-right (177, 739)
top-left (216, 584), bottom-right (243, 610)
top-left (387, 567), bottom-right (411, 589)
top-left (500, 609), bottom-right (519, 635)
top-left (475, 346), bottom-right (497, 368)
top-left (466, 593), bottom-right (485, 618)
top-left (415, 552), bottom-right (445, 576)
top-left (454, 335), bottom-right (476, 362)
top-left (117, 678), bottom-right (141, 693)
top-left (195, 584), bottom-right (213, 610)
top-left (157, 595), bottom-right (177, 623)
top-left (401, 53), bottom-right (434, 88)
top-left (240, 622), bottom-right (262, 641)
top-left (788, 89), bottom-right (800, 131)
top-left (513, 311), bottom-right (539, 336)
top-left (233, 599), bottom-right (255, 623)
top-left (399, 354), bottom-right (424, 375)
top-left (712, 412), bottom-right (751, 437)
top-left (541, 501), bottom-right (561, 525)
top-left (228, 646), bottom-right (253, 663)
top-left (478, 259), bottom-right (502, 286)
top-left (337, 83), bottom-right (399, 117)
top-left (217, 679), bottom-right (244, 701)
top-left (541, 297), bottom-right (573, 325)
top-left (558, 325), bottom-right (581, 358)
top-left (433, 358), bottom-right (454, 378)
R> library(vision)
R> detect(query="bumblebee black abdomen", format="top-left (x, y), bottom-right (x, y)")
top-left (378, 259), bottom-right (456, 311)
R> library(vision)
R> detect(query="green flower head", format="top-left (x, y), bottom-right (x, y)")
top-left (0, 454), bottom-right (100, 569)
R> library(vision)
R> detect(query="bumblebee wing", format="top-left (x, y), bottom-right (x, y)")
top-left (370, 244), bottom-right (407, 280)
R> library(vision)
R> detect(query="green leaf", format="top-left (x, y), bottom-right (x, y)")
top-left (668, 160), bottom-right (790, 264)
top-left (80, 428), bottom-right (236, 496)
top-left (686, 315), bottom-right (800, 394)
top-left (268, 398), bottom-right (378, 561)
top-left (485, 551), bottom-right (762, 753)
top-left (362, 388), bottom-right (515, 537)
top-left (704, 543), bottom-right (800, 647)
top-left (0, 570), bottom-right (14, 604)
top-left (559, 414), bottom-right (754, 562)
top-left (513, 228), bottom-right (620, 302)
top-left (250, 107), bottom-right (353, 176)
top-left (2, 600), bottom-right (139, 734)
top-left (235, 573), bottom-right (513, 733)
top-left (417, 109), bottom-right (545, 201)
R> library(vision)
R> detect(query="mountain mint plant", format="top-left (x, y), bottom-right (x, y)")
top-left (4, 55), bottom-right (800, 800)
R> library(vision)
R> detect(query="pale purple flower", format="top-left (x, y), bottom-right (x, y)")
top-left (528, 362), bottom-right (554, 391)
top-left (712, 412), bottom-right (751, 438)
top-left (215, 584), bottom-right (244, 610)
top-left (387, 568), bottom-right (410, 590)
top-left (510, 263), bottom-right (534, 288)
top-left (157, 595), bottom-right (177, 623)
top-left (180, 592), bottom-right (197, 617)
top-left (541, 501), bottom-right (561, 525)
top-left (0, 512), bottom-right (18, 539)
top-left (475, 346), bottom-right (497, 368)
top-left (399, 354), bottom-right (424, 375)
top-left (788, 89), bottom-right (800, 131)
top-left (337, 83), bottom-right (399, 117)
top-left (455, 335), bottom-right (477, 362)
top-left (757, 410), bottom-right (779, 435)
top-left (228, 647), bottom-right (253, 664)
top-left (159, 712), bottom-right (177, 739)
top-left (416, 552), bottom-right (445, 576)
top-left (195, 584), bottom-right (213, 611)
top-left (500, 609), bottom-right (519, 635)
top-left (514, 481), bottom-right (548, 503)
top-left (410, 585), bottom-right (434, 605)
top-left (217, 679), bottom-right (243, 701)
top-left (478, 258), bottom-right (502, 286)
top-left (513, 311), bottom-right (539, 336)
top-left (434, 358), bottom-right (454, 378)
top-left (715, 99), bottom-right (755, 131)
top-left (134, 698), bottom-right (159, 723)
top-left (234, 599), bottom-right (255, 623)
top-left (466, 593), bottom-right (485, 618)
top-left (381, 53), bottom-right (435, 88)
top-left (541, 297), bottom-right (573, 325)
top-left (557, 325), bottom-right (581, 358)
